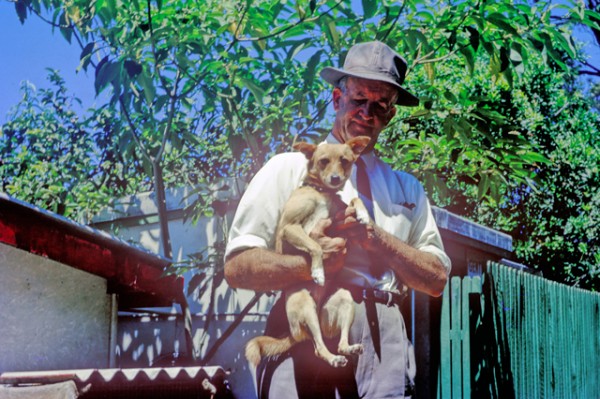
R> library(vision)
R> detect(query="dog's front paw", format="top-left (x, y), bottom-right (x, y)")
top-left (329, 355), bottom-right (348, 368)
top-left (339, 343), bottom-right (364, 356)
top-left (312, 268), bottom-right (325, 286)
top-left (350, 198), bottom-right (370, 224)
top-left (356, 207), bottom-right (370, 225)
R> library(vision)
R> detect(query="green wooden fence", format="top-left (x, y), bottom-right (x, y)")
top-left (438, 261), bottom-right (600, 399)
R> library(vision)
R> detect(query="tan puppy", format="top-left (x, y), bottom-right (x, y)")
top-left (245, 136), bottom-right (371, 368)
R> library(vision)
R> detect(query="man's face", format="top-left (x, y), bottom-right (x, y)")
top-left (332, 77), bottom-right (397, 153)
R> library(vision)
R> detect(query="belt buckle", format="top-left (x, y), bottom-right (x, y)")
top-left (361, 288), bottom-right (394, 307)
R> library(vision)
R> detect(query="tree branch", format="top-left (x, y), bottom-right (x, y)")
top-left (199, 292), bottom-right (263, 366)
top-left (580, 60), bottom-right (600, 76)
top-left (379, 3), bottom-right (406, 42)
top-left (147, 0), bottom-right (175, 97)
top-left (231, 0), bottom-right (344, 44)
top-left (119, 96), bottom-right (154, 163)
top-left (156, 70), bottom-right (181, 161)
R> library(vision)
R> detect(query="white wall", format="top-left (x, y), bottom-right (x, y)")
top-left (0, 243), bottom-right (112, 372)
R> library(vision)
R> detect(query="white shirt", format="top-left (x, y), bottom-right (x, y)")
top-left (225, 135), bottom-right (451, 291)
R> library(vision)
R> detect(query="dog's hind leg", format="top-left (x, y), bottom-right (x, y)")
top-left (286, 289), bottom-right (348, 367)
top-left (322, 289), bottom-right (364, 356)
top-left (280, 224), bottom-right (325, 285)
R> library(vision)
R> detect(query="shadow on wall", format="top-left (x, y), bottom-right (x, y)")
top-left (115, 281), bottom-right (276, 399)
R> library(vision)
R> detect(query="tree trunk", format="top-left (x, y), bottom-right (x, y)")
top-left (153, 161), bottom-right (172, 259)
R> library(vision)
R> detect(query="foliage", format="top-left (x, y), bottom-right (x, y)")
top-left (5, 1), bottom-right (600, 286)
top-left (394, 59), bottom-right (600, 289)
top-left (0, 71), bottom-right (124, 221)
top-left (505, 73), bottom-right (600, 289)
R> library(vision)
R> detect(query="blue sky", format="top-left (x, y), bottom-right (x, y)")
top-left (0, 2), bottom-right (97, 121)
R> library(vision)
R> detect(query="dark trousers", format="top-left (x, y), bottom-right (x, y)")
top-left (255, 295), bottom-right (416, 399)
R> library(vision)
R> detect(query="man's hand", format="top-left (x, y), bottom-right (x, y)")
top-left (309, 218), bottom-right (347, 276)
top-left (329, 204), bottom-right (375, 249)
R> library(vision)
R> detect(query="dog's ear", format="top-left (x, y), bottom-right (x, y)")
top-left (346, 136), bottom-right (371, 155)
top-left (293, 142), bottom-right (318, 159)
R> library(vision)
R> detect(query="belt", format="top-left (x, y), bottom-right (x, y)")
top-left (343, 285), bottom-right (406, 361)
top-left (346, 286), bottom-right (406, 307)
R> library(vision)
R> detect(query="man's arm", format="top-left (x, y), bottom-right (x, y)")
top-left (224, 219), bottom-right (347, 291)
top-left (365, 223), bottom-right (448, 297)
top-left (339, 207), bottom-right (449, 297)
top-left (224, 248), bottom-right (311, 291)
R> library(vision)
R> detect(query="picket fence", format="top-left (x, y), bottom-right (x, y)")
top-left (438, 261), bottom-right (600, 399)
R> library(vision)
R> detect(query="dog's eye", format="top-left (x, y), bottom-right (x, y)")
top-left (340, 158), bottom-right (350, 168)
top-left (318, 159), bottom-right (330, 168)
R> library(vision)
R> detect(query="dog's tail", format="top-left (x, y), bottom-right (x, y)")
top-left (245, 335), bottom-right (296, 367)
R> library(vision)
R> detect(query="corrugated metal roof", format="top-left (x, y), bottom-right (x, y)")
top-left (0, 366), bottom-right (232, 398)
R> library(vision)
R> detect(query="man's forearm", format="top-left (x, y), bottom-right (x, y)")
top-left (366, 224), bottom-right (448, 297)
top-left (224, 247), bottom-right (312, 291)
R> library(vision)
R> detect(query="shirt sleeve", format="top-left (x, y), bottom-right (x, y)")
top-left (404, 174), bottom-right (452, 272)
top-left (225, 152), bottom-right (306, 259)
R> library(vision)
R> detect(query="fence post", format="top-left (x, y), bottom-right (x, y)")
top-left (438, 276), bottom-right (482, 399)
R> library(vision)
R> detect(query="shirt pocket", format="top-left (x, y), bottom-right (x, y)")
top-left (378, 203), bottom-right (414, 243)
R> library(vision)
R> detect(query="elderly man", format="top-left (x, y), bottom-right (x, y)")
top-left (224, 41), bottom-right (451, 398)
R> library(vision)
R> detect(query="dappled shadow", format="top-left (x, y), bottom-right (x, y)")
top-left (470, 273), bottom-right (516, 398)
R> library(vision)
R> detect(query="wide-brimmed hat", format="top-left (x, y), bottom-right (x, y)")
top-left (320, 41), bottom-right (419, 107)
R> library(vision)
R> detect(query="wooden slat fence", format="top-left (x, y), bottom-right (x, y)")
top-left (438, 274), bottom-right (482, 399)
top-left (438, 261), bottom-right (600, 399)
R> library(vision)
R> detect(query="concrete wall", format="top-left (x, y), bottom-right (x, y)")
top-left (0, 243), bottom-right (113, 372)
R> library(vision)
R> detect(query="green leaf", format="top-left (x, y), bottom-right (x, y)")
top-left (95, 55), bottom-right (109, 79)
top-left (137, 71), bottom-right (156, 105)
top-left (78, 45), bottom-right (95, 73)
top-left (105, 0), bottom-right (117, 15)
top-left (583, 8), bottom-right (600, 26)
top-left (95, 60), bottom-right (120, 95)
top-left (154, 94), bottom-right (169, 113)
top-left (404, 29), bottom-right (428, 54)
top-left (124, 60), bottom-right (143, 77)
top-left (325, 19), bottom-right (340, 49)
top-left (550, 30), bottom-right (577, 59)
top-left (15, 1), bottom-right (28, 24)
top-left (410, 109), bottom-right (431, 118)
top-left (499, 46), bottom-right (510, 73)
top-left (478, 173), bottom-right (490, 200)
top-left (304, 49), bottom-right (323, 87)
top-left (443, 116), bottom-right (454, 139)
top-left (487, 12), bottom-right (519, 36)
top-left (286, 40), bottom-right (307, 60)
top-left (535, 31), bottom-right (568, 70)
top-left (522, 151), bottom-right (550, 165)
top-left (465, 26), bottom-right (479, 51)
top-left (58, 12), bottom-right (72, 43)
top-left (80, 42), bottom-right (95, 60)
top-left (240, 78), bottom-right (265, 104)
top-left (459, 46), bottom-right (475, 75)
top-left (362, 0), bottom-right (377, 19)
